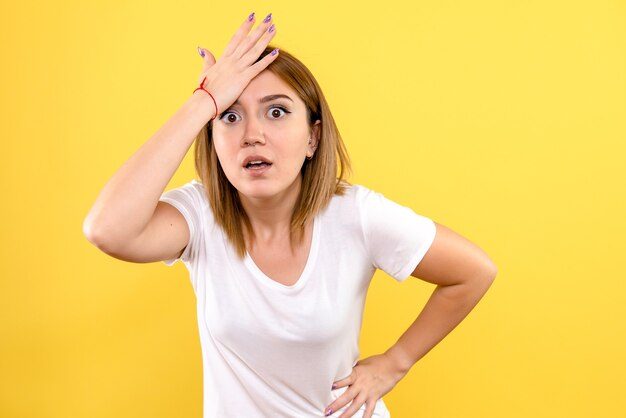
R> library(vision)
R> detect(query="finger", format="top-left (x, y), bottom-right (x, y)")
top-left (243, 46), bottom-right (279, 79)
top-left (241, 23), bottom-right (277, 67)
top-left (198, 47), bottom-right (216, 68)
top-left (325, 386), bottom-right (358, 417)
top-left (233, 12), bottom-right (273, 58)
top-left (331, 371), bottom-right (356, 390)
top-left (222, 12), bottom-right (256, 57)
top-left (337, 395), bottom-right (367, 418)
top-left (363, 400), bottom-right (376, 418)
top-left (196, 48), bottom-right (216, 86)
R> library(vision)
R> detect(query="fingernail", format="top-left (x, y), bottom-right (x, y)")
top-left (271, 48), bottom-right (279, 56)
top-left (325, 409), bottom-right (333, 417)
top-left (248, 12), bottom-right (255, 21)
top-left (197, 47), bottom-right (205, 58)
top-left (268, 24), bottom-right (275, 33)
top-left (263, 13), bottom-right (272, 23)
top-left (331, 383), bottom-right (337, 390)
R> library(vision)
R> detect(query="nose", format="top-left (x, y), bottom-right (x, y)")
top-left (241, 117), bottom-right (266, 147)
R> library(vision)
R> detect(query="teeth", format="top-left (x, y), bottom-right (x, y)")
top-left (249, 161), bottom-right (263, 164)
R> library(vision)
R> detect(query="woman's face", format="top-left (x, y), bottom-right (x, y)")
top-left (212, 70), bottom-right (319, 202)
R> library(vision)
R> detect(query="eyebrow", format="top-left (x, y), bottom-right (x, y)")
top-left (232, 94), bottom-right (294, 106)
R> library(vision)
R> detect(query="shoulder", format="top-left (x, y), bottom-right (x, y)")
top-left (189, 179), bottom-right (208, 202)
top-left (160, 179), bottom-right (213, 222)
top-left (165, 179), bottom-right (208, 205)
top-left (329, 182), bottom-right (379, 207)
top-left (329, 181), bottom-right (363, 204)
top-left (323, 182), bottom-right (376, 220)
top-left (321, 182), bottom-right (405, 245)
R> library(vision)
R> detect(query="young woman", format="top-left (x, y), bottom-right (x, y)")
top-left (83, 12), bottom-right (497, 418)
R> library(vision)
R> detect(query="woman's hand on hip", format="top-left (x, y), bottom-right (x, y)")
top-left (325, 353), bottom-right (408, 418)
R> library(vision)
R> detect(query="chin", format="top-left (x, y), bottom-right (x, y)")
top-left (233, 180), bottom-right (281, 200)
top-left (234, 174), bottom-right (302, 202)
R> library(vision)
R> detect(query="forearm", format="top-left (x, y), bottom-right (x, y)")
top-left (83, 91), bottom-right (215, 246)
top-left (384, 273), bottom-right (495, 374)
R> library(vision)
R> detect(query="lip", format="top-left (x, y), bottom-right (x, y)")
top-left (242, 155), bottom-right (273, 167)
top-left (243, 163), bottom-right (272, 177)
top-left (242, 154), bottom-right (273, 177)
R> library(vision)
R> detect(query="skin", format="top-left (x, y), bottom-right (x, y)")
top-left (211, 69), bottom-right (320, 240)
top-left (211, 69), bottom-right (322, 283)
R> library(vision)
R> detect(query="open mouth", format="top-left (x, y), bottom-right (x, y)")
top-left (242, 155), bottom-right (273, 176)
top-left (245, 161), bottom-right (273, 170)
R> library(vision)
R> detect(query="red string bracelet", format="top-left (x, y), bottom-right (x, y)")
top-left (193, 76), bottom-right (219, 121)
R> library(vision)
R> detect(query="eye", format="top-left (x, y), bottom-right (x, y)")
top-left (220, 111), bottom-right (241, 124)
top-left (267, 106), bottom-right (291, 119)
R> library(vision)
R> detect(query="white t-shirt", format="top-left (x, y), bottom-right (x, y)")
top-left (159, 180), bottom-right (436, 418)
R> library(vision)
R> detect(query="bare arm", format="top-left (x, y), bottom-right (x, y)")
top-left (384, 221), bottom-right (497, 373)
top-left (324, 221), bottom-right (497, 418)
top-left (82, 13), bottom-right (279, 260)
top-left (82, 92), bottom-right (214, 248)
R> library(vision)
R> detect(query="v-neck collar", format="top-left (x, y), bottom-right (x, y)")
top-left (242, 215), bottom-right (321, 292)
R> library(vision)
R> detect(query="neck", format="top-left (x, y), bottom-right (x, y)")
top-left (238, 176), bottom-right (302, 242)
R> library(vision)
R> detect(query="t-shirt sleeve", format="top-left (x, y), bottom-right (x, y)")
top-left (357, 186), bottom-right (437, 282)
top-left (158, 179), bottom-right (205, 266)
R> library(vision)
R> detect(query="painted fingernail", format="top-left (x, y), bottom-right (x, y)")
top-left (248, 12), bottom-right (255, 21)
top-left (271, 48), bottom-right (279, 56)
top-left (263, 13), bottom-right (272, 23)
top-left (268, 24), bottom-right (275, 33)
top-left (325, 409), bottom-right (333, 417)
top-left (197, 46), bottom-right (205, 58)
top-left (331, 383), bottom-right (337, 389)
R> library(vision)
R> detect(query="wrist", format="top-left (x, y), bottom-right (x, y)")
top-left (189, 89), bottom-right (218, 122)
top-left (192, 75), bottom-right (219, 121)
top-left (384, 344), bottom-right (415, 375)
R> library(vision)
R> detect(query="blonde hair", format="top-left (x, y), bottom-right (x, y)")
top-left (193, 45), bottom-right (352, 258)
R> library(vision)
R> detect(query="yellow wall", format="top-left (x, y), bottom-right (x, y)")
top-left (1, 0), bottom-right (624, 417)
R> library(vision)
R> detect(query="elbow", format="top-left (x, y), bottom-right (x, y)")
top-left (480, 260), bottom-right (498, 290)
top-left (485, 259), bottom-right (498, 280)
top-left (466, 259), bottom-right (497, 293)
top-left (83, 217), bottom-right (141, 259)
top-left (83, 218), bottom-right (106, 249)
top-left (83, 217), bottom-right (116, 253)
top-left (82, 216), bottom-right (98, 245)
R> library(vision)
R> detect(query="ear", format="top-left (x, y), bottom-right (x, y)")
top-left (307, 120), bottom-right (321, 158)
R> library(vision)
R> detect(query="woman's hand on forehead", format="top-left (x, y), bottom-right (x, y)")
top-left (195, 12), bottom-right (281, 119)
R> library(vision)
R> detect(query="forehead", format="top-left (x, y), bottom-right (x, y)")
top-left (237, 70), bottom-right (300, 103)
